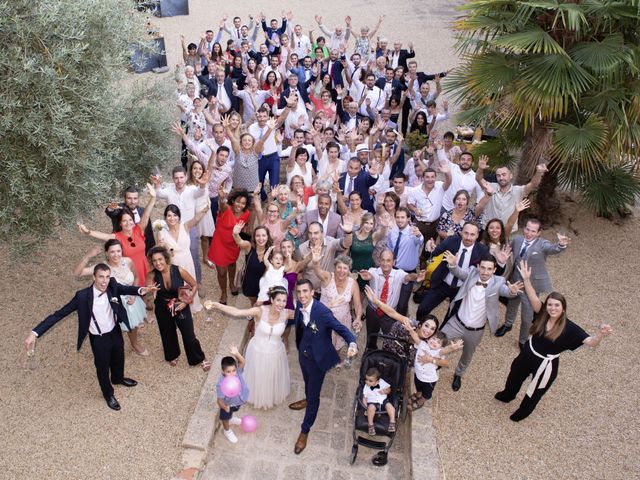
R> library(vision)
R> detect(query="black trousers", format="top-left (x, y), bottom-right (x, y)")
top-left (417, 282), bottom-right (459, 321)
top-left (396, 279), bottom-right (414, 316)
top-left (88, 326), bottom-right (125, 399)
top-left (498, 352), bottom-right (559, 418)
top-left (156, 307), bottom-right (205, 365)
top-left (365, 304), bottom-right (396, 350)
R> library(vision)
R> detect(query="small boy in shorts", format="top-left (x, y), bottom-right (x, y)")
top-left (362, 367), bottom-right (396, 435)
top-left (216, 345), bottom-right (248, 443)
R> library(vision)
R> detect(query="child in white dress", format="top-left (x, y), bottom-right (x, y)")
top-left (256, 246), bottom-right (287, 305)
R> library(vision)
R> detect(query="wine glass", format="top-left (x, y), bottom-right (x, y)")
top-left (203, 300), bottom-right (215, 324)
top-left (26, 346), bottom-right (37, 370)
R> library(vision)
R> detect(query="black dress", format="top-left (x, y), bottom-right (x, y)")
top-left (497, 319), bottom-right (588, 419)
top-left (241, 248), bottom-right (266, 298)
top-left (153, 265), bottom-right (205, 365)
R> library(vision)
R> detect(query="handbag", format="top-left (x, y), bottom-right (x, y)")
top-left (412, 253), bottom-right (444, 303)
top-left (178, 286), bottom-right (194, 305)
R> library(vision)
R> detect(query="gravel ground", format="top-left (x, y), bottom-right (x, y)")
top-left (1, 1), bottom-right (638, 479)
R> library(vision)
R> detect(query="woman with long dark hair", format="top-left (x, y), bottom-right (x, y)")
top-left (494, 260), bottom-right (612, 421)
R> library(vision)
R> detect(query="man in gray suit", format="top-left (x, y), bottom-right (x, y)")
top-left (441, 254), bottom-right (522, 391)
top-left (495, 218), bottom-right (569, 346)
top-left (297, 194), bottom-right (343, 240)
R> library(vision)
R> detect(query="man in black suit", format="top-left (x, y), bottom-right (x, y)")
top-left (416, 222), bottom-right (489, 320)
top-left (105, 186), bottom-right (155, 254)
top-left (278, 74), bottom-right (310, 109)
top-left (202, 68), bottom-right (239, 114)
top-left (24, 264), bottom-right (158, 411)
top-left (375, 67), bottom-right (405, 99)
top-left (320, 48), bottom-right (345, 89)
top-left (338, 158), bottom-right (380, 213)
top-left (387, 41), bottom-right (415, 71)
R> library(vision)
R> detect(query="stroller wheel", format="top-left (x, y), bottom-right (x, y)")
top-left (349, 445), bottom-right (358, 465)
top-left (372, 451), bottom-right (388, 467)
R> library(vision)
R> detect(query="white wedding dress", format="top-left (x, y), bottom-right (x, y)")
top-left (243, 306), bottom-right (290, 409)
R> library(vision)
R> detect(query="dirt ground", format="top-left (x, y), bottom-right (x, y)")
top-left (1, 0), bottom-right (638, 479)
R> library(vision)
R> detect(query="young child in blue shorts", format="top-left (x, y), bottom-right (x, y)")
top-left (216, 345), bottom-right (248, 443)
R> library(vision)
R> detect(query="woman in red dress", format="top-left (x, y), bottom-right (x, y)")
top-left (207, 188), bottom-right (251, 304)
top-left (79, 185), bottom-right (156, 285)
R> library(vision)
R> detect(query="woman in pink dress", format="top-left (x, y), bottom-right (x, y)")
top-left (311, 252), bottom-right (363, 355)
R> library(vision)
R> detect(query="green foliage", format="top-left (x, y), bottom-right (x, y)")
top-left (0, 0), bottom-right (176, 245)
top-left (403, 130), bottom-right (429, 155)
top-left (581, 166), bottom-right (640, 218)
top-left (448, 0), bottom-right (640, 217)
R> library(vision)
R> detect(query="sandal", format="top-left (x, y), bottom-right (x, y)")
top-left (409, 399), bottom-right (425, 412)
top-left (201, 360), bottom-right (211, 372)
top-left (368, 425), bottom-right (376, 436)
top-left (388, 422), bottom-right (396, 433)
top-left (133, 346), bottom-right (150, 357)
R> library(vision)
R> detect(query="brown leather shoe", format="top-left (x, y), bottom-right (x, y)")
top-left (294, 432), bottom-right (308, 454)
top-left (288, 399), bottom-right (307, 410)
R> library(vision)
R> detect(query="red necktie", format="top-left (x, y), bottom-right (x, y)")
top-left (377, 275), bottom-right (389, 316)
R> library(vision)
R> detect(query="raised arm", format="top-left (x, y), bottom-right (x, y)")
top-left (517, 260), bottom-right (542, 313)
top-left (212, 302), bottom-right (262, 319)
top-left (310, 246), bottom-right (331, 286)
top-left (138, 184), bottom-right (156, 231)
top-left (73, 245), bottom-right (103, 278)
top-left (78, 223), bottom-right (115, 242)
top-left (523, 163), bottom-right (547, 196)
top-left (231, 220), bottom-right (253, 253)
top-left (364, 285), bottom-right (412, 328)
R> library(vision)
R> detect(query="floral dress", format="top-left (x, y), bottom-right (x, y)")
top-left (320, 274), bottom-right (355, 351)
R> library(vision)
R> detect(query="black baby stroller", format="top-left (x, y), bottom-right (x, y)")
top-left (349, 334), bottom-right (411, 466)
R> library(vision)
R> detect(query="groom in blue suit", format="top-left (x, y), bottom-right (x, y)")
top-left (289, 279), bottom-right (357, 454)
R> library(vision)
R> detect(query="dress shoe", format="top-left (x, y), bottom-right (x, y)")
top-left (106, 395), bottom-right (121, 411)
top-left (495, 325), bottom-right (512, 337)
top-left (509, 408), bottom-right (531, 422)
top-left (115, 378), bottom-right (137, 387)
top-left (494, 391), bottom-right (514, 403)
top-left (451, 374), bottom-right (462, 391)
top-left (288, 399), bottom-right (307, 410)
top-left (294, 432), bottom-right (308, 454)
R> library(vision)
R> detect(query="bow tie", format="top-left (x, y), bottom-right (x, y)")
top-left (476, 281), bottom-right (488, 288)
top-left (371, 384), bottom-right (380, 390)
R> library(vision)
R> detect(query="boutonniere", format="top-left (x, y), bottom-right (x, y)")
top-left (110, 297), bottom-right (120, 304)
top-left (309, 321), bottom-right (319, 334)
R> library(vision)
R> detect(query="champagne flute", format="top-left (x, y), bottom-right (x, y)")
top-left (26, 345), bottom-right (37, 370)
top-left (203, 300), bottom-right (215, 324)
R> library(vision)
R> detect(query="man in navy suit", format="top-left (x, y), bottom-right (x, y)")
top-left (320, 48), bottom-right (345, 89)
top-left (24, 264), bottom-right (158, 411)
top-left (202, 68), bottom-right (239, 114)
top-left (416, 222), bottom-right (489, 321)
top-left (338, 158), bottom-right (380, 213)
top-left (288, 279), bottom-right (357, 454)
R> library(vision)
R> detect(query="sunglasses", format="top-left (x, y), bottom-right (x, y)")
top-left (127, 236), bottom-right (136, 248)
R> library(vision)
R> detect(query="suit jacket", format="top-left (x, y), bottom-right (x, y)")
top-left (32, 278), bottom-right (141, 351)
top-left (294, 300), bottom-right (355, 372)
top-left (321, 59), bottom-right (345, 88)
top-left (429, 237), bottom-right (489, 288)
top-left (446, 266), bottom-right (517, 334)
top-left (298, 209), bottom-right (342, 240)
top-left (105, 204), bottom-right (155, 253)
top-left (202, 77), bottom-right (239, 112)
top-left (374, 77), bottom-right (405, 97)
top-left (338, 170), bottom-right (378, 213)
top-left (509, 236), bottom-right (565, 292)
top-left (386, 49), bottom-right (415, 70)
top-left (278, 85), bottom-right (311, 109)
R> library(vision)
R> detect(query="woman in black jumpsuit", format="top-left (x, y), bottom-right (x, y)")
top-left (147, 246), bottom-right (209, 370)
top-left (494, 260), bottom-right (612, 421)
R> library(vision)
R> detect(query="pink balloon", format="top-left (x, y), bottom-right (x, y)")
top-left (220, 375), bottom-right (241, 397)
top-left (241, 415), bottom-right (258, 433)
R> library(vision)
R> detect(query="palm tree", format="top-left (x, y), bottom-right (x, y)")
top-left (446, 0), bottom-right (640, 221)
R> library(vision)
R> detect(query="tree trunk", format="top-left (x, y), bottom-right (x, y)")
top-left (517, 126), bottom-right (561, 226)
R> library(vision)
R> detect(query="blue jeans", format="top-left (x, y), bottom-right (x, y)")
top-left (258, 152), bottom-right (280, 199)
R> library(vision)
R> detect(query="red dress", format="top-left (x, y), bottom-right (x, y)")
top-left (115, 225), bottom-right (147, 285)
top-left (208, 208), bottom-right (250, 267)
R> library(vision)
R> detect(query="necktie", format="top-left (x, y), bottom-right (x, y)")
top-left (376, 275), bottom-right (390, 316)
top-left (476, 281), bottom-right (488, 288)
top-left (520, 241), bottom-right (530, 257)
top-left (393, 230), bottom-right (403, 259)
top-left (345, 176), bottom-right (354, 197)
top-left (452, 248), bottom-right (467, 287)
top-left (258, 127), bottom-right (265, 160)
top-left (237, 29), bottom-right (240, 38)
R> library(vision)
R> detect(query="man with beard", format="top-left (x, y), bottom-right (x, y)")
top-left (436, 143), bottom-right (485, 211)
top-left (476, 159), bottom-right (548, 233)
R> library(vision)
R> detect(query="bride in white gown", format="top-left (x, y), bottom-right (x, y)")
top-left (210, 286), bottom-right (292, 409)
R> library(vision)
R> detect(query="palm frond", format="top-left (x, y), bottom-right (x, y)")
top-left (569, 35), bottom-right (635, 79)
top-left (491, 27), bottom-right (566, 55)
top-left (550, 115), bottom-right (609, 187)
top-left (581, 166), bottom-right (640, 217)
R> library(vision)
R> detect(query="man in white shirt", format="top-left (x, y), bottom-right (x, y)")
top-left (199, 123), bottom-right (235, 166)
top-left (358, 249), bottom-right (424, 350)
top-left (407, 166), bottom-right (452, 243)
top-left (24, 264), bottom-right (158, 410)
top-left (355, 73), bottom-right (386, 118)
top-left (248, 107), bottom-right (284, 198)
top-left (436, 144), bottom-right (484, 210)
top-left (152, 166), bottom-right (207, 285)
top-left (316, 15), bottom-right (351, 50)
top-left (222, 14), bottom-right (255, 49)
top-left (440, 254), bottom-right (521, 391)
top-left (290, 24), bottom-right (311, 58)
